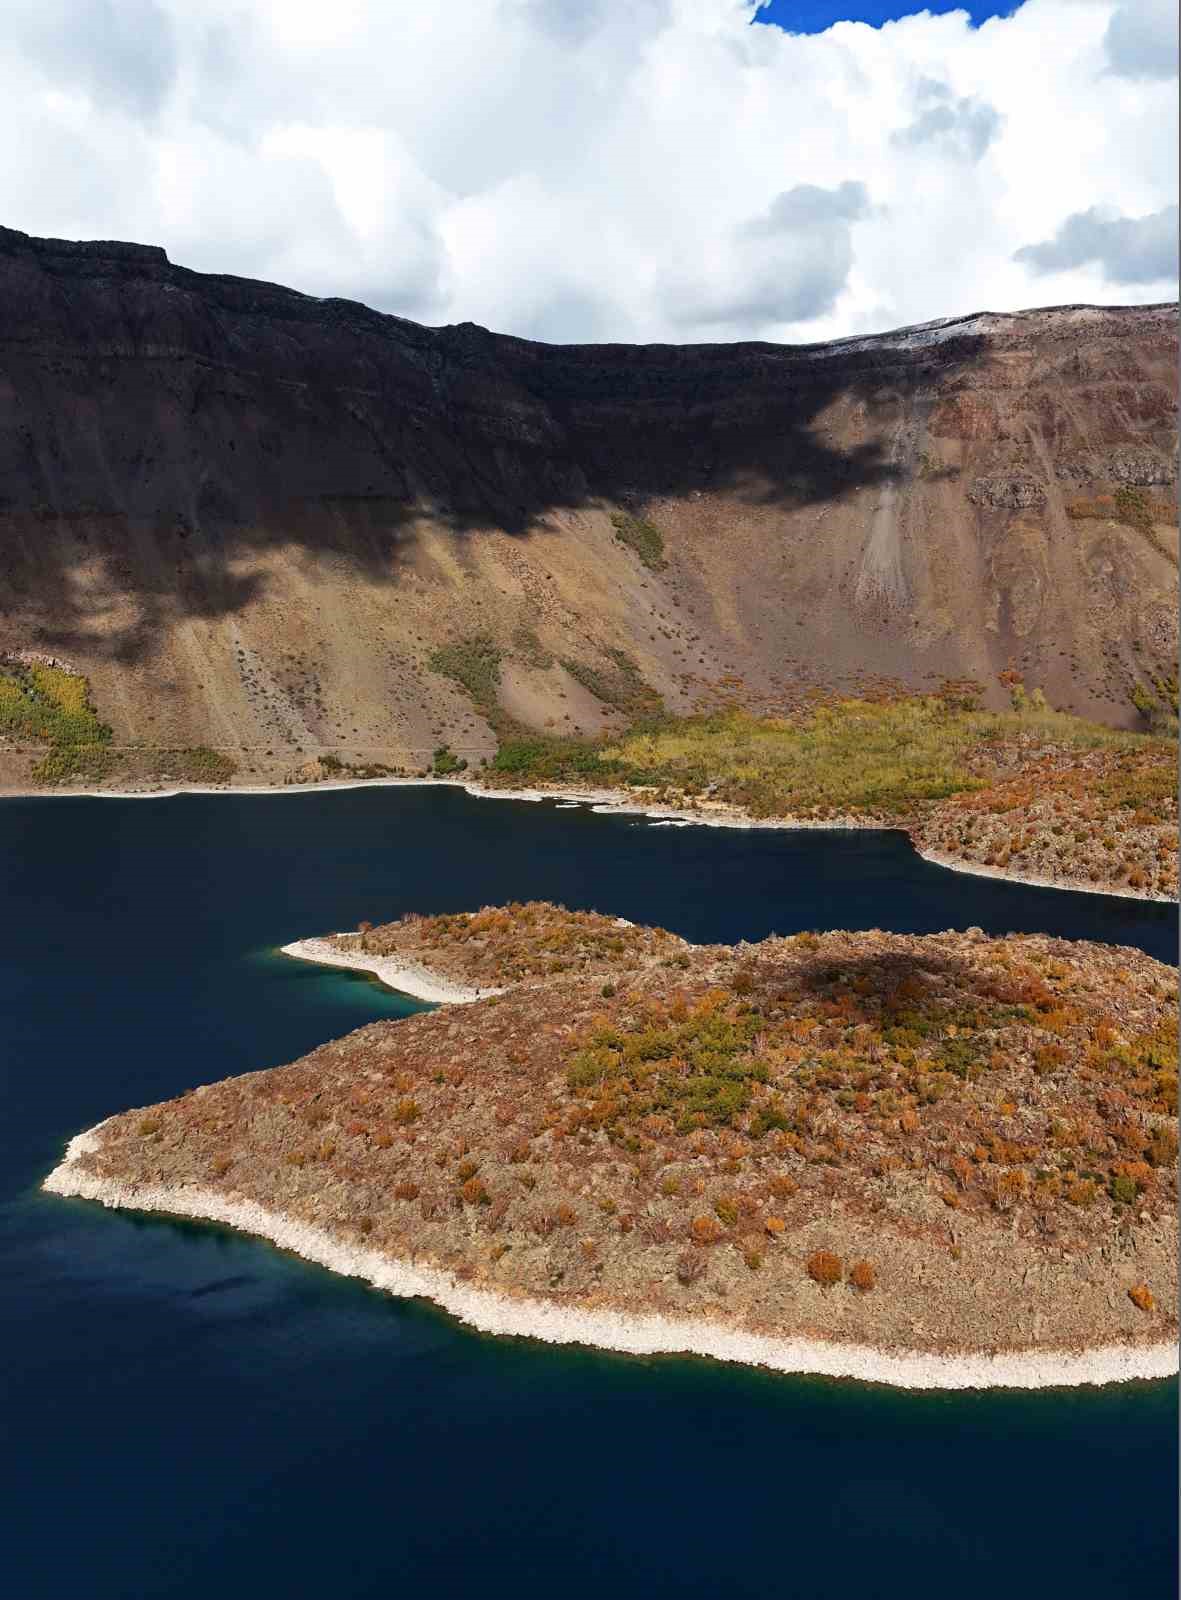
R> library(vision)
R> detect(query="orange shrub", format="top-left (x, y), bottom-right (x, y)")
top-left (806, 1249), bottom-right (843, 1287)
top-left (764, 1216), bottom-right (786, 1236)
top-left (690, 1215), bottom-right (725, 1245)
top-left (460, 1177), bottom-right (490, 1206)
top-left (849, 1260), bottom-right (877, 1293)
top-left (1034, 1043), bottom-right (1069, 1074)
top-left (1128, 1283), bottom-right (1154, 1313)
top-left (393, 1180), bottom-right (420, 1201)
top-left (1112, 1160), bottom-right (1153, 1191)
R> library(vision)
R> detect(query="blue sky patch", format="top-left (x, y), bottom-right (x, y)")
top-left (754, 1), bottom-right (1013, 33)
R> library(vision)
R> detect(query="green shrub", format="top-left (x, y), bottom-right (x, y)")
top-left (561, 650), bottom-right (662, 716)
top-left (1109, 1174), bottom-right (1137, 1205)
top-left (31, 744), bottom-right (118, 785)
top-left (175, 747), bottom-right (237, 783)
top-left (610, 511), bottom-right (666, 571)
top-left (511, 627), bottom-right (554, 669)
top-left (433, 745), bottom-right (467, 776)
top-left (492, 734), bottom-right (622, 782)
top-left (1114, 486), bottom-right (1153, 530)
top-left (429, 636), bottom-right (503, 713)
top-left (564, 994), bottom-right (768, 1134)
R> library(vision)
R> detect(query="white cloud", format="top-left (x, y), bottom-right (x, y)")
top-left (665, 181), bottom-right (871, 327)
top-left (1014, 204), bottom-right (1179, 285)
top-left (1103, 0), bottom-right (1178, 80)
top-left (0, 0), bottom-right (1174, 342)
top-left (7, 0), bottom-right (177, 119)
top-left (891, 79), bottom-right (1001, 162)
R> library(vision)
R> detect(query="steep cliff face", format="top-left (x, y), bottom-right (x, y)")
top-left (0, 226), bottom-right (1175, 779)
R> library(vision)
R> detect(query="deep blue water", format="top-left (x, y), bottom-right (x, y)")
top-left (1, 787), bottom-right (1176, 1599)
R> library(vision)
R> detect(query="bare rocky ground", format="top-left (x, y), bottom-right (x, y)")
top-left (54, 905), bottom-right (1177, 1365)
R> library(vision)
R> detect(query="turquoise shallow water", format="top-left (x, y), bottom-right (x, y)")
top-left (1, 786), bottom-right (1176, 1598)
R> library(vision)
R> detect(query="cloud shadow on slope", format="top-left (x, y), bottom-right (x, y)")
top-left (0, 232), bottom-right (990, 662)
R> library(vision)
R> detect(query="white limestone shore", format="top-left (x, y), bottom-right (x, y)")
top-left (281, 935), bottom-right (503, 1005)
top-left (43, 1124), bottom-right (1177, 1392)
top-left (914, 845), bottom-right (1177, 906)
top-left (3, 772), bottom-right (1171, 904)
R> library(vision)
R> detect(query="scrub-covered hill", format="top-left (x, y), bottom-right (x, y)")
top-left (47, 905), bottom-right (1178, 1386)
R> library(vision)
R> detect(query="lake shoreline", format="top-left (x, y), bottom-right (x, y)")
top-left (1, 772), bottom-right (1173, 905)
top-left (911, 846), bottom-right (1177, 905)
top-left (280, 935), bottom-right (504, 1005)
top-left (43, 1124), bottom-right (1178, 1393)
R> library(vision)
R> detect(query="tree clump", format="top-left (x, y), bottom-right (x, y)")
top-left (0, 661), bottom-right (115, 784)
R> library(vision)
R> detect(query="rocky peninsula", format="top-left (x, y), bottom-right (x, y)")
top-left (46, 904), bottom-right (1178, 1388)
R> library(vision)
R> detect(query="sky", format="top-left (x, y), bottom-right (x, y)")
top-left (756, 1), bottom-right (1011, 29)
top-left (0, 0), bottom-right (1176, 344)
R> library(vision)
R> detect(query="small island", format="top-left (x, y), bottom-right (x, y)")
top-left (46, 903), bottom-right (1178, 1388)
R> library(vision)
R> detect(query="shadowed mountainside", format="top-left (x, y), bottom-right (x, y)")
top-left (0, 226), bottom-right (1176, 781)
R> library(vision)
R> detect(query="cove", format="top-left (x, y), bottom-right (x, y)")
top-left (1, 786), bottom-right (1176, 1600)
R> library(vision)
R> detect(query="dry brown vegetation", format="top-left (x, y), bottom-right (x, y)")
top-left (1065, 488), bottom-right (1177, 531)
top-left (342, 903), bottom-right (688, 987)
top-left (68, 904), bottom-right (1178, 1357)
top-left (914, 742), bottom-right (1178, 899)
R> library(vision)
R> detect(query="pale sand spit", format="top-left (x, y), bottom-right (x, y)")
top-left (280, 936), bottom-right (504, 1005)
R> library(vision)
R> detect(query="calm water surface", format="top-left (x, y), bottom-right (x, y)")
top-left (1, 787), bottom-right (1176, 1598)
